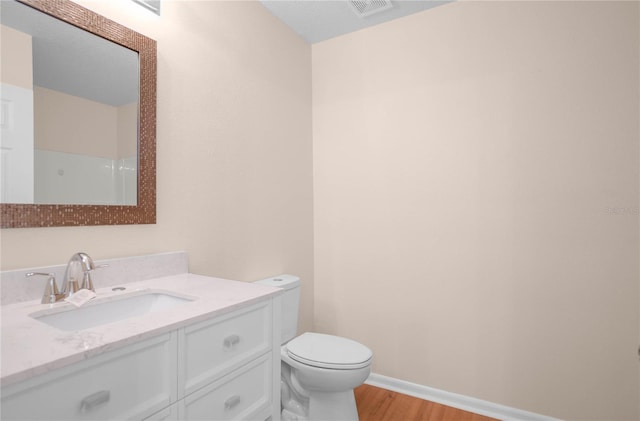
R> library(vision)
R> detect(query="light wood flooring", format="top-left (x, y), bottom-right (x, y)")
top-left (354, 384), bottom-right (499, 421)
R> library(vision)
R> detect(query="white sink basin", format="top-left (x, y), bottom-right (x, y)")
top-left (30, 290), bottom-right (194, 331)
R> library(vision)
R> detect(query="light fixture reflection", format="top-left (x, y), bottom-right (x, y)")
top-left (132, 0), bottom-right (160, 16)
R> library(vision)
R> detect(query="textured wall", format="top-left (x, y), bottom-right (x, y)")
top-left (312, 1), bottom-right (639, 419)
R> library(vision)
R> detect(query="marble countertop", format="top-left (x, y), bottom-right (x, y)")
top-left (1, 273), bottom-right (281, 386)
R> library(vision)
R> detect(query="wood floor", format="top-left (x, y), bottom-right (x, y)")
top-left (354, 384), bottom-right (498, 421)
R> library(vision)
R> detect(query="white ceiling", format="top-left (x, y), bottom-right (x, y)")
top-left (259, 0), bottom-right (452, 44)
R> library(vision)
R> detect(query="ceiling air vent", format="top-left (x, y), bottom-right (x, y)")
top-left (349, 0), bottom-right (394, 18)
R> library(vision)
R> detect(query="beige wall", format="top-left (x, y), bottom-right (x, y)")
top-left (34, 88), bottom-right (137, 159)
top-left (34, 86), bottom-right (118, 158)
top-left (313, 1), bottom-right (638, 420)
top-left (0, 0), bottom-right (314, 333)
top-left (0, 25), bottom-right (32, 89)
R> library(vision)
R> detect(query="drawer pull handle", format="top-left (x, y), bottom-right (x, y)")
top-left (224, 395), bottom-right (241, 411)
top-left (80, 390), bottom-right (110, 413)
top-left (223, 334), bottom-right (240, 349)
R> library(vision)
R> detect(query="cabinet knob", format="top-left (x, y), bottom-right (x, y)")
top-left (79, 390), bottom-right (110, 413)
top-left (224, 395), bottom-right (241, 411)
top-left (223, 334), bottom-right (240, 349)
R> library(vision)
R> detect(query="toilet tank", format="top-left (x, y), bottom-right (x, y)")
top-left (254, 274), bottom-right (300, 344)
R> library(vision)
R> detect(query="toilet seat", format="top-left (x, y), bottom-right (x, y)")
top-left (286, 332), bottom-right (373, 370)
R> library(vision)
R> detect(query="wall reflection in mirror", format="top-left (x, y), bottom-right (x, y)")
top-left (0, 0), bottom-right (139, 205)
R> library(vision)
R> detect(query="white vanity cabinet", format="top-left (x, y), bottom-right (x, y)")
top-left (1, 333), bottom-right (178, 421)
top-left (1, 298), bottom-right (280, 421)
top-left (177, 300), bottom-right (274, 420)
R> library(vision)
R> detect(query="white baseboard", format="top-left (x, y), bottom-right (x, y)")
top-left (365, 373), bottom-right (560, 421)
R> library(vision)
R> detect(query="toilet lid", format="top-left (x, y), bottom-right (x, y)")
top-left (286, 332), bottom-right (373, 370)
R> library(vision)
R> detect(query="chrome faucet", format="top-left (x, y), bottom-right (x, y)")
top-left (27, 252), bottom-right (108, 304)
top-left (63, 252), bottom-right (107, 295)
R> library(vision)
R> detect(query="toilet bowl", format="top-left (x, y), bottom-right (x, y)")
top-left (254, 275), bottom-right (373, 421)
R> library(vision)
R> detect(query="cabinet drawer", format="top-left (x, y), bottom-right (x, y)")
top-left (179, 353), bottom-right (271, 421)
top-left (179, 300), bottom-right (272, 397)
top-left (1, 332), bottom-right (177, 421)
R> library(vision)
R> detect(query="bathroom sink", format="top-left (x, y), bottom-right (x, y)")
top-left (30, 290), bottom-right (194, 331)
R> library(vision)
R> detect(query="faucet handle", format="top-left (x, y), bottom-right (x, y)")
top-left (26, 272), bottom-right (54, 278)
top-left (26, 272), bottom-right (60, 304)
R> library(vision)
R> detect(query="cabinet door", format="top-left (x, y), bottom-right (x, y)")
top-left (179, 300), bottom-right (272, 397)
top-left (179, 354), bottom-right (272, 421)
top-left (1, 332), bottom-right (177, 420)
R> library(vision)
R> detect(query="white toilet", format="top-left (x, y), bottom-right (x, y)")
top-left (255, 275), bottom-right (373, 421)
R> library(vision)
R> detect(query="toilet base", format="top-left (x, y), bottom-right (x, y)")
top-left (281, 364), bottom-right (361, 421)
top-left (308, 390), bottom-right (359, 421)
top-left (281, 390), bottom-right (359, 421)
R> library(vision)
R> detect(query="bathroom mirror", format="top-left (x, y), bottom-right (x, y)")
top-left (0, 0), bottom-right (156, 228)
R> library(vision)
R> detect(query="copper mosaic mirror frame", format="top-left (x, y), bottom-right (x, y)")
top-left (1, 0), bottom-right (157, 228)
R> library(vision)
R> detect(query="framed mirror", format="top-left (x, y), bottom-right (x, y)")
top-left (0, 0), bottom-right (156, 228)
